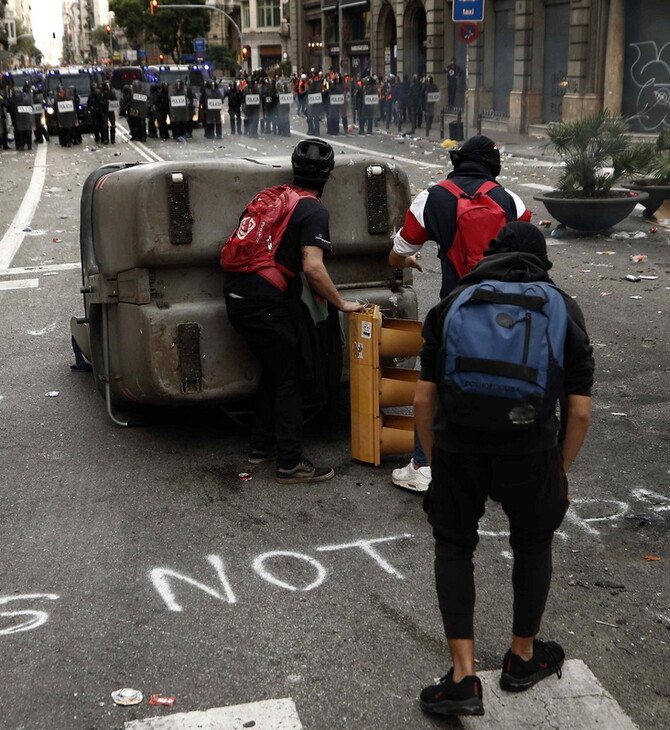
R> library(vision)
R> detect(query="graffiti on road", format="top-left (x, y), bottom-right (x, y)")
top-left (150, 534), bottom-right (413, 612)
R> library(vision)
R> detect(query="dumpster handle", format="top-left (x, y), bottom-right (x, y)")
top-left (102, 304), bottom-right (130, 427)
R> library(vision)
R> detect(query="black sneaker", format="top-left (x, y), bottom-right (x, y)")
top-left (276, 458), bottom-right (335, 484)
top-left (247, 448), bottom-right (276, 465)
top-left (419, 668), bottom-right (484, 716)
top-left (500, 639), bottom-right (565, 692)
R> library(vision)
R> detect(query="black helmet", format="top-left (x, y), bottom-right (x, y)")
top-left (291, 138), bottom-right (335, 190)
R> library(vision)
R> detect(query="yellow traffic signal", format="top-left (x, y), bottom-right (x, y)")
top-left (349, 306), bottom-right (423, 466)
top-left (149, 0), bottom-right (159, 15)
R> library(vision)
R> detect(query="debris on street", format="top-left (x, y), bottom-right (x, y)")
top-left (111, 688), bottom-right (143, 706)
top-left (149, 695), bottom-right (176, 707)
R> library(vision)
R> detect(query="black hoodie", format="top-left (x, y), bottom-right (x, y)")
top-left (419, 252), bottom-right (595, 454)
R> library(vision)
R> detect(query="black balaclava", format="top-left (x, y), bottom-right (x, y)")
top-left (484, 221), bottom-right (553, 270)
top-left (449, 134), bottom-right (501, 177)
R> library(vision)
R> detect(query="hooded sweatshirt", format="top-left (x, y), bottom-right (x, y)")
top-left (419, 252), bottom-right (594, 454)
top-left (392, 140), bottom-right (531, 297)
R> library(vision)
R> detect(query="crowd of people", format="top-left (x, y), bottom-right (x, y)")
top-left (0, 66), bottom-right (455, 151)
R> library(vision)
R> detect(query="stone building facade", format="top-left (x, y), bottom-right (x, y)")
top-left (284, 0), bottom-right (670, 134)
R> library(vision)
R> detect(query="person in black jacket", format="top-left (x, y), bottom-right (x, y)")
top-left (388, 135), bottom-right (532, 492)
top-left (223, 139), bottom-right (364, 484)
top-left (415, 222), bottom-right (594, 718)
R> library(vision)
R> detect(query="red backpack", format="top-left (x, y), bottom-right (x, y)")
top-left (438, 180), bottom-right (509, 278)
top-left (220, 185), bottom-right (316, 292)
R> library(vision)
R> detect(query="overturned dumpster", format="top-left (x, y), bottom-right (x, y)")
top-left (71, 156), bottom-right (417, 425)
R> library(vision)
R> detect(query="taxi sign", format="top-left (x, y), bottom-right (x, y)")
top-left (453, 0), bottom-right (485, 22)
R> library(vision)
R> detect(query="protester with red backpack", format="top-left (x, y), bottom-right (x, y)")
top-left (388, 135), bottom-right (532, 493)
top-left (222, 138), bottom-right (364, 485)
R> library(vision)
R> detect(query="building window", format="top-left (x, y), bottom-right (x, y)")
top-left (241, 1), bottom-right (250, 29)
top-left (257, 0), bottom-right (280, 28)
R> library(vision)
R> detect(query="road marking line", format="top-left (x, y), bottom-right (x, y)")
top-left (0, 278), bottom-right (39, 291)
top-left (116, 124), bottom-right (165, 163)
top-left (520, 182), bottom-right (554, 191)
top-left (291, 129), bottom-right (446, 169)
top-left (0, 144), bottom-right (48, 270)
top-left (124, 698), bottom-right (303, 729)
top-left (0, 262), bottom-right (80, 276)
top-left (459, 659), bottom-right (638, 729)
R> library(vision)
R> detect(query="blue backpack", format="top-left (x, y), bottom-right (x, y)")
top-left (440, 280), bottom-right (568, 430)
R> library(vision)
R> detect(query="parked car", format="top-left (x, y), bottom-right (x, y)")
top-left (44, 67), bottom-right (106, 134)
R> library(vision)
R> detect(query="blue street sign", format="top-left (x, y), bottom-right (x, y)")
top-left (193, 37), bottom-right (206, 52)
top-left (453, 0), bottom-right (485, 22)
top-left (139, 48), bottom-right (146, 57)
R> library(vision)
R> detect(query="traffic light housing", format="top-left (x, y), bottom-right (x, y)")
top-left (159, 53), bottom-right (165, 62)
top-left (349, 306), bottom-right (423, 466)
top-left (149, 0), bottom-right (159, 15)
top-left (241, 46), bottom-right (250, 59)
top-left (105, 25), bottom-right (111, 35)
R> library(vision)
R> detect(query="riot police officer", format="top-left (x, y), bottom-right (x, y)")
top-left (225, 81), bottom-right (242, 135)
top-left (128, 79), bottom-right (149, 141)
top-left (32, 86), bottom-right (49, 144)
top-left (169, 79), bottom-right (189, 140)
top-left (87, 82), bottom-right (104, 143)
top-left (12, 85), bottom-right (35, 150)
top-left (200, 80), bottom-right (223, 139)
top-left (100, 81), bottom-right (118, 144)
top-left (55, 85), bottom-right (76, 147)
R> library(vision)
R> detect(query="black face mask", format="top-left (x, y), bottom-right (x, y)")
top-left (450, 135), bottom-right (502, 178)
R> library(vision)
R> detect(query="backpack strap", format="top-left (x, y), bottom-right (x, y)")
top-left (474, 180), bottom-right (500, 197)
top-left (437, 179), bottom-right (466, 198)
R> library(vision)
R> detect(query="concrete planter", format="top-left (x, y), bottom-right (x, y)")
top-left (622, 182), bottom-right (670, 220)
top-left (533, 190), bottom-right (649, 231)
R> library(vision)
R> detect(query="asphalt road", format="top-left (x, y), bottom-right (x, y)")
top-left (0, 115), bottom-right (668, 730)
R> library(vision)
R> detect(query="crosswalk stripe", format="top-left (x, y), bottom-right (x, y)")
top-left (0, 278), bottom-right (39, 291)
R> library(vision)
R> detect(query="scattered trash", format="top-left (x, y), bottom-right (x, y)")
top-left (630, 254), bottom-right (647, 263)
top-left (550, 224), bottom-right (568, 239)
top-left (600, 292), bottom-right (613, 296)
top-left (625, 274), bottom-right (641, 282)
top-left (89, 147), bottom-right (97, 152)
top-left (177, 136), bottom-right (186, 143)
top-left (149, 695), bottom-right (176, 707)
top-left (579, 269), bottom-right (591, 273)
top-left (611, 232), bottom-right (631, 239)
top-left (632, 231), bottom-right (647, 238)
top-left (596, 250), bottom-right (616, 255)
top-left (610, 412), bottom-right (628, 416)
top-left (595, 620), bottom-right (620, 628)
top-left (630, 295), bottom-right (643, 300)
top-left (539, 219), bottom-right (552, 228)
top-left (44, 391), bottom-right (60, 397)
top-left (111, 688), bottom-right (143, 706)
top-left (243, 722), bottom-right (256, 729)
top-left (440, 138), bottom-right (458, 149)
top-left (639, 275), bottom-right (659, 280)
top-left (238, 472), bottom-right (252, 481)
top-left (22, 227), bottom-right (32, 232)
top-left (113, 151), bottom-right (121, 156)
top-left (567, 577), bottom-right (590, 588)
top-left (649, 226), bottom-right (658, 233)
top-left (595, 581), bottom-right (625, 591)
top-left (52, 237), bottom-right (61, 242)
top-left (643, 556), bottom-right (661, 561)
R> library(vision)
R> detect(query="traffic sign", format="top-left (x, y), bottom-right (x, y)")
top-left (453, 0), bottom-right (485, 22)
top-left (193, 37), bottom-right (206, 52)
top-left (458, 22), bottom-right (480, 44)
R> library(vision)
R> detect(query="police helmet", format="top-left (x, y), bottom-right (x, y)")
top-left (291, 138), bottom-right (335, 191)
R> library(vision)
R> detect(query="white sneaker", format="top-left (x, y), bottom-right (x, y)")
top-left (391, 458), bottom-right (431, 493)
